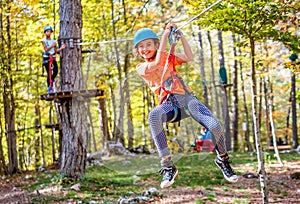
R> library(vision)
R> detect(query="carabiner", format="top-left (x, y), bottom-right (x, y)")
top-left (169, 27), bottom-right (182, 45)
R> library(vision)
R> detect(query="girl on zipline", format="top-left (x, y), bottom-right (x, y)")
top-left (133, 23), bottom-right (238, 189)
top-left (42, 26), bottom-right (66, 93)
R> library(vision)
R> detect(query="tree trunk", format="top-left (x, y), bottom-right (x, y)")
top-left (0, 106), bottom-right (8, 175)
top-left (111, 0), bottom-right (125, 146)
top-left (142, 86), bottom-right (147, 146)
top-left (125, 62), bottom-right (134, 149)
top-left (207, 31), bottom-right (221, 118)
top-left (285, 94), bottom-right (291, 144)
top-left (110, 86), bottom-right (117, 142)
top-left (231, 34), bottom-right (238, 151)
top-left (263, 44), bottom-right (283, 165)
top-left (291, 72), bottom-right (298, 149)
top-left (59, 0), bottom-right (88, 179)
top-left (98, 97), bottom-right (110, 149)
top-left (218, 30), bottom-right (231, 151)
top-left (258, 77), bottom-right (263, 137)
top-left (263, 76), bottom-right (271, 149)
top-left (237, 37), bottom-right (252, 152)
top-left (267, 82), bottom-right (283, 166)
top-left (35, 58), bottom-right (45, 166)
top-left (34, 105), bottom-right (41, 168)
top-left (87, 105), bottom-right (96, 152)
top-left (49, 103), bottom-right (56, 162)
top-left (84, 51), bottom-right (96, 152)
top-left (1, 6), bottom-right (18, 175)
top-left (196, 26), bottom-right (209, 107)
top-left (249, 37), bottom-right (268, 203)
top-left (121, 0), bottom-right (134, 149)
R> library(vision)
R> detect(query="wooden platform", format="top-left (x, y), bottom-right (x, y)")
top-left (266, 145), bottom-right (292, 151)
top-left (41, 89), bottom-right (104, 101)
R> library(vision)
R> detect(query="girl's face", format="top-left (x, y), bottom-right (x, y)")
top-left (137, 39), bottom-right (158, 60)
top-left (45, 30), bottom-right (52, 38)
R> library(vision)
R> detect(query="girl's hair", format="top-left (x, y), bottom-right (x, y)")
top-left (133, 38), bottom-right (160, 59)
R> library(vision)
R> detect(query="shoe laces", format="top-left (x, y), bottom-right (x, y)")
top-left (221, 159), bottom-right (236, 176)
top-left (159, 166), bottom-right (175, 180)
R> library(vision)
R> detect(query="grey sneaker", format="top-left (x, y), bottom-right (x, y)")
top-left (159, 165), bottom-right (178, 188)
top-left (215, 154), bottom-right (238, 183)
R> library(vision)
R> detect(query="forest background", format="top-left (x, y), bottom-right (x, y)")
top-left (0, 0), bottom-right (299, 177)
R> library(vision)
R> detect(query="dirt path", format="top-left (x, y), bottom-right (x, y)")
top-left (159, 161), bottom-right (300, 204)
top-left (0, 160), bottom-right (299, 203)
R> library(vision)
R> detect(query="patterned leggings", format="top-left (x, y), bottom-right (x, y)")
top-left (149, 94), bottom-right (226, 157)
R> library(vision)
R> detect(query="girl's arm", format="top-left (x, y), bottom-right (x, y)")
top-left (155, 23), bottom-right (173, 65)
top-left (56, 44), bottom-right (67, 54)
top-left (176, 34), bottom-right (194, 62)
top-left (42, 41), bottom-right (56, 52)
top-left (141, 25), bottom-right (172, 71)
top-left (157, 23), bottom-right (194, 63)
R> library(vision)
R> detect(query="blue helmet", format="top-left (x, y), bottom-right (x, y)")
top-left (134, 28), bottom-right (158, 48)
top-left (44, 26), bottom-right (53, 33)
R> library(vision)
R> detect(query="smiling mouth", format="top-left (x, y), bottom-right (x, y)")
top-left (143, 50), bottom-right (150, 55)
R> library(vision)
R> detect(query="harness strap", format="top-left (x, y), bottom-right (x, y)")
top-left (160, 28), bottom-right (192, 129)
top-left (48, 54), bottom-right (54, 86)
top-left (170, 106), bottom-right (179, 123)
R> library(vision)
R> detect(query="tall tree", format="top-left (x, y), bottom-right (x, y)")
top-left (0, 1), bottom-right (19, 175)
top-left (111, 0), bottom-right (125, 145)
top-left (0, 106), bottom-right (8, 175)
top-left (122, 0), bottom-right (134, 149)
top-left (237, 37), bottom-right (252, 152)
top-left (195, 26), bottom-right (209, 107)
top-left (231, 34), bottom-right (239, 151)
top-left (185, 1), bottom-right (300, 202)
top-left (289, 55), bottom-right (298, 149)
top-left (59, 0), bottom-right (88, 179)
top-left (207, 31), bottom-right (221, 117)
top-left (263, 44), bottom-right (283, 165)
top-left (218, 30), bottom-right (231, 150)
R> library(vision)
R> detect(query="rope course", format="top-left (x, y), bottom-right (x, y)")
top-left (40, 0), bottom-right (222, 101)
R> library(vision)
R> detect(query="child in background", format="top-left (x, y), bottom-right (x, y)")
top-left (133, 23), bottom-right (238, 188)
top-left (42, 26), bottom-right (66, 93)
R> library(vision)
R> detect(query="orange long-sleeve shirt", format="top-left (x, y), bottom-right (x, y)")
top-left (136, 51), bottom-right (193, 104)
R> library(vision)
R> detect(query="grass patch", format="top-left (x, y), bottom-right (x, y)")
top-left (27, 152), bottom-right (299, 203)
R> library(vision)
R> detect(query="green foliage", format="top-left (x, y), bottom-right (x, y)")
top-left (184, 0), bottom-right (300, 52)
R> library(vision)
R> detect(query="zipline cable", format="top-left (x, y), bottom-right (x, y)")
top-left (79, 0), bottom-right (222, 46)
top-left (79, 38), bottom-right (133, 45)
top-left (175, 0), bottom-right (222, 32)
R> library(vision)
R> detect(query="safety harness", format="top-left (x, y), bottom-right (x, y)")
top-left (48, 54), bottom-right (55, 89)
top-left (159, 28), bottom-right (181, 98)
top-left (160, 28), bottom-right (191, 126)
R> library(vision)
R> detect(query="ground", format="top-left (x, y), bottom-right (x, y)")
top-left (159, 162), bottom-right (300, 203)
top-left (0, 159), bottom-right (299, 203)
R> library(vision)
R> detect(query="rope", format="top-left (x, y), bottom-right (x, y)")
top-left (175, 0), bottom-right (222, 32)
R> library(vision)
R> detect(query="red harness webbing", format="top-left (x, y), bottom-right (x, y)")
top-left (48, 54), bottom-right (54, 86)
top-left (159, 41), bottom-right (179, 103)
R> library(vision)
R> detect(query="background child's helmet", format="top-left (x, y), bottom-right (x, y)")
top-left (134, 28), bottom-right (158, 48)
top-left (44, 26), bottom-right (53, 33)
